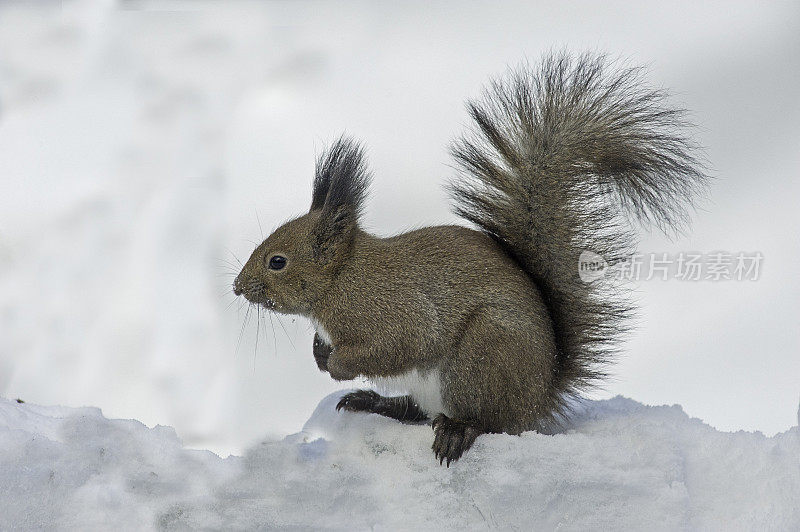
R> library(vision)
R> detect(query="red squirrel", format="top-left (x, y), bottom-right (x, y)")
top-left (234, 52), bottom-right (706, 465)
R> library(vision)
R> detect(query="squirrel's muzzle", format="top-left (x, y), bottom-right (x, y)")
top-left (232, 274), bottom-right (276, 309)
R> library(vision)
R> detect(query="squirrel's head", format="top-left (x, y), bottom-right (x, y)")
top-left (233, 136), bottom-right (370, 315)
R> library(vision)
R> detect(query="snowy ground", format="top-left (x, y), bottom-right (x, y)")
top-left (1, 393), bottom-right (798, 530)
top-left (1, 0), bottom-right (799, 460)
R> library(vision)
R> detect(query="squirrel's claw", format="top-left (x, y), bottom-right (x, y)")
top-left (336, 390), bottom-right (382, 413)
top-left (431, 413), bottom-right (482, 467)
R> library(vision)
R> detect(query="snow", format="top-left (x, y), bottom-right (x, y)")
top-left (2, 393), bottom-right (798, 530)
top-left (1, 0), bottom-right (799, 460)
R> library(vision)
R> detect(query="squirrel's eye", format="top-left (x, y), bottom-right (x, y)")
top-left (268, 255), bottom-right (287, 270)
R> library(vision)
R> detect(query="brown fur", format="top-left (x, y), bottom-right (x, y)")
top-left (233, 52), bottom-right (707, 464)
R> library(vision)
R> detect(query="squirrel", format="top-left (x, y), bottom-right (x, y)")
top-left (233, 52), bottom-right (707, 466)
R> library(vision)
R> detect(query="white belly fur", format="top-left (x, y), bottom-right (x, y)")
top-left (370, 367), bottom-right (448, 417)
top-left (310, 318), bottom-right (332, 345)
top-left (310, 319), bottom-right (446, 416)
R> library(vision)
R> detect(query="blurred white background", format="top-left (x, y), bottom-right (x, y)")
top-left (1, 0), bottom-right (798, 456)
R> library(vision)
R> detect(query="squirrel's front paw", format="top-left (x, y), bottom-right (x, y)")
top-left (313, 333), bottom-right (333, 372)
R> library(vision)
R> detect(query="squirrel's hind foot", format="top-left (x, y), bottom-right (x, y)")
top-left (431, 414), bottom-right (483, 467)
top-left (336, 390), bottom-right (428, 422)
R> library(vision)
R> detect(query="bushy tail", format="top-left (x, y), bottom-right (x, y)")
top-left (449, 52), bottom-right (707, 416)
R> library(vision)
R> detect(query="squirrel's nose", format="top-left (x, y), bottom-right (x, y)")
top-left (233, 275), bottom-right (244, 296)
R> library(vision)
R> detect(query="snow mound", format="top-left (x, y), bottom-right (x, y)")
top-left (1, 393), bottom-right (798, 530)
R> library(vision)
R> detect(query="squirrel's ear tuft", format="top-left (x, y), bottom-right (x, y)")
top-left (310, 136), bottom-right (371, 217)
